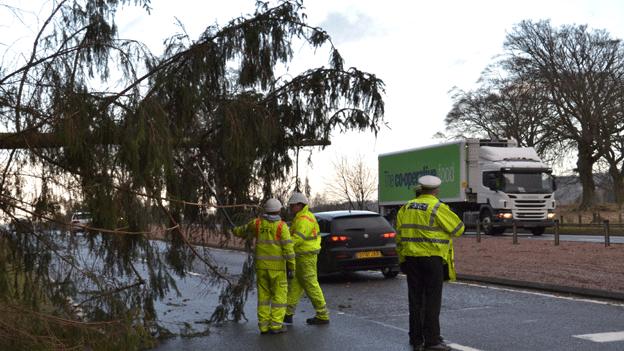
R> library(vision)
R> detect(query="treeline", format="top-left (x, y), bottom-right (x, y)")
top-left (445, 20), bottom-right (624, 209)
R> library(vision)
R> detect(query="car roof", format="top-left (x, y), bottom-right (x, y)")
top-left (313, 210), bottom-right (381, 220)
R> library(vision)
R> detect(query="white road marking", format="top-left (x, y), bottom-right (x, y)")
top-left (453, 281), bottom-right (624, 307)
top-left (448, 343), bottom-right (483, 351)
top-left (337, 310), bottom-right (485, 351)
top-left (187, 271), bottom-right (202, 277)
top-left (573, 331), bottom-right (624, 343)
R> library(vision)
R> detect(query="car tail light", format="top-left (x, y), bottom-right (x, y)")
top-left (381, 232), bottom-right (396, 239)
top-left (329, 235), bottom-right (349, 242)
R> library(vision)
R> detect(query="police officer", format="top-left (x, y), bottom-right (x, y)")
top-left (396, 175), bottom-right (464, 351)
top-left (233, 198), bottom-right (296, 334)
top-left (284, 192), bottom-right (330, 325)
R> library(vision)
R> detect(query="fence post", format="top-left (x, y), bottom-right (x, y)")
top-left (578, 214), bottom-right (582, 225)
top-left (604, 220), bottom-right (611, 247)
top-left (512, 221), bottom-right (518, 245)
top-left (559, 215), bottom-right (564, 225)
top-left (554, 219), bottom-right (560, 246)
top-left (476, 220), bottom-right (481, 243)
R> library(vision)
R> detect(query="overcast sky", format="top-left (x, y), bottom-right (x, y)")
top-left (4, 0), bottom-right (624, 199)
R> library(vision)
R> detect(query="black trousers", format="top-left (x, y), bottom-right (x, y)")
top-left (402, 255), bottom-right (444, 346)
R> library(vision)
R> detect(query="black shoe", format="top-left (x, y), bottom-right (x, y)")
top-left (269, 326), bottom-right (288, 334)
top-left (424, 342), bottom-right (451, 351)
top-left (283, 314), bottom-right (293, 325)
top-left (306, 316), bottom-right (330, 325)
top-left (260, 330), bottom-right (269, 335)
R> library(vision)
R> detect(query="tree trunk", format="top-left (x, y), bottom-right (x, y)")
top-left (612, 164), bottom-right (624, 207)
top-left (576, 145), bottom-right (596, 210)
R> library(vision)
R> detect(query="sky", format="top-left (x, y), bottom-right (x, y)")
top-left (4, 0), bottom-right (624, 201)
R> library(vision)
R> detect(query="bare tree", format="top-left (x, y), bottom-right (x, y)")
top-left (326, 154), bottom-right (376, 210)
top-left (501, 20), bottom-right (624, 209)
top-left (447, 20), bottom-right (624, 209)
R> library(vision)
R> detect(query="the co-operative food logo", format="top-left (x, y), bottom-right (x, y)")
top-left (383, 165), bottom-right (455, 189)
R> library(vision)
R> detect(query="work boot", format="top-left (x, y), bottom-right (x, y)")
top-left (306, 316), bottom-right (329, 325)
top-left (269, 325), bottom-right (288, 334)
top-left (283, 314), bottom-right (293, 325)
top-left (260, 330), bottom-right (269, 335)
top-left (423, 342), bottom-right (451, 351)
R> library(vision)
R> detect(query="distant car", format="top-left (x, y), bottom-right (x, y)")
top-left (314, 210), bottom-right (400, 278)
top-left (70, 211), bottom-right (91, 232)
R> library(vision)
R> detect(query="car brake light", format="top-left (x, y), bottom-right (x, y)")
top-left (330, 235), bottom-right (349, 242)
top-left (382, 232), bottom-right (396, 238)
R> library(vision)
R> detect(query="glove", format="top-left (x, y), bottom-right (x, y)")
top-left (286, 268), bottom-right (295, 280)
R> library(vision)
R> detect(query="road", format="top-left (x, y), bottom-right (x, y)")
top-left (155, 248), bottom-right (624, 351)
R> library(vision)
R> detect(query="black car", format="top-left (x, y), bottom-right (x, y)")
top-left (314, 210), bottom-right (400, 278)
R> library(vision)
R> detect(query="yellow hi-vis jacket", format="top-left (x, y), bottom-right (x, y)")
top-left (396, 194), bottom-right (465, 280)
top-left (290, 205), bottom-right (321, 257)
top-left (234, 217), bottom-right (296, 271)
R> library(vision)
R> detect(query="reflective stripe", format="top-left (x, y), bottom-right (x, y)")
top-left (256, 255), bottom-right (286, 261)
top-left (258, 301), bottom-right (271, 306)
top-left (451, 222), bottom-right (464, 236)
top-left (295, 249), bottom-right (320, 257)
top-left (257, 239), bottom-right (293, 245)
top-left (401, 237), bottom-right (449, 244)
top-left (255, 218), bottom-right (261, 238)
top-left (429, 201), bottom-right (442, 226)
top-left (272, 303), bottom-right (288, 308)
top-left (270, 322), bottom-right (283, 327)
top-left (283, 253), bottom-right (296, 259)
top-left (276, 221), bottom-right (284, 240)
top-left (295, 231), bottom-right (317, 241)
top-left (400, 223), bottom-right (444, 232)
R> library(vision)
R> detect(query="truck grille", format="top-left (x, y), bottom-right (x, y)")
top-left (512, 199), bottom-right (547, 220)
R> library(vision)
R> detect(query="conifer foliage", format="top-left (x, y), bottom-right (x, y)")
top-left (0, 0), bottom-right (385, 349)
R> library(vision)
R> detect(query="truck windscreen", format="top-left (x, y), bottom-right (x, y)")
top-left (501, 172), bottom-right (554, 193)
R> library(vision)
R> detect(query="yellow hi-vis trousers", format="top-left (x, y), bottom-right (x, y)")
top-left (286, 255), bottom-right (329, 320)
top-left (256, 269), bottom-right (288, 332)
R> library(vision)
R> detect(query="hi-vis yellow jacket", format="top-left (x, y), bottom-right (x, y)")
top-left (290, 205), bottom-right (321, 257)
top-left (234, 217), bottom-right (296, 271)
top-left (396, 194), bottom-right (465, 280)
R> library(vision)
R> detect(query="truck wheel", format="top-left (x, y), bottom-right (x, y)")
top-left (480, 211), bottom-right (503, 236)
top-left (531, 227), bottom-right (545, 236)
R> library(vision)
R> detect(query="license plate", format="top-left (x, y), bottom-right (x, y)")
top-left (355, 251), bottom-right (382, 259)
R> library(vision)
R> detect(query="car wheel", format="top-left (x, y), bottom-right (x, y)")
top-left (381, 267), bottom-right (399, 279)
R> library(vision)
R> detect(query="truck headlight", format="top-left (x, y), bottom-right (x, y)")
top-left (547, 212), bottom-right (556, 219)
top-left (496, 212), bottom-right (513, 219)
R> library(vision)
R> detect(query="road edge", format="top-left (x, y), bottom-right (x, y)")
top-left (457, 274), bottom-right (624, 302)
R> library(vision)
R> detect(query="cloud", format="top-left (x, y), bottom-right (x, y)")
top-left (318, 11), bottom-right (381, 44)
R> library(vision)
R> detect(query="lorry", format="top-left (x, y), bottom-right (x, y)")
top-left (378, 139), bottom-right (556, 235)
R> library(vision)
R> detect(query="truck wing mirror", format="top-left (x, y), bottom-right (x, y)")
top-left (552, 175), bottom-right (557, 191)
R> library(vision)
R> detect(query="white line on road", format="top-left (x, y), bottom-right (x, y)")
top-left (448, 343), bottom-right (483, 351)
top-left (453, 282), bottom-right (624, 307)
top-left (573, 331), bottom-right (624, 343)
top-left (336, 310), bottom-right (484, 351)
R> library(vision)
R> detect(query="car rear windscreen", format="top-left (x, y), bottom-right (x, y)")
top-left (331, 215), bottom-right (393, 234)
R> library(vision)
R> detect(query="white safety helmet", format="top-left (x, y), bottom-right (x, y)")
top-left (264, 198), bottom-right (282, 212)
top-left (288, 192), bottom-right (309, 205)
